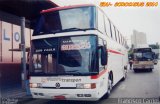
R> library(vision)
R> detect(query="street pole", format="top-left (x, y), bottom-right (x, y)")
top-left (21, 17), bottom-right (27, 91)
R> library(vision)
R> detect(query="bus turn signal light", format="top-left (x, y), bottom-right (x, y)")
top-left (76, 83), bottom-right (96, 89)
top-left (91, 83), bottom-right (96, 89)
top-left (30, 83), bottom-right (42, 88)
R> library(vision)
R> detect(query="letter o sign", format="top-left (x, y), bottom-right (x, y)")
top-left (14, 32), bottom-right (20, 42)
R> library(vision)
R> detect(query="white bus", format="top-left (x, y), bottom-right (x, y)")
top-left (29, 4), bottom-right (128, 101)
top-left (133, 47), bottom-right (154, 72)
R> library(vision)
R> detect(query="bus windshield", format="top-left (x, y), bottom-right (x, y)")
top-left (134, 48), bottom-right (153, 61)
top-left (30, 35), bottom-right (98, 75)
top-left (134, 52), bottom-right (153, 61)
top-left (33, 6), bottom-right (96, 35)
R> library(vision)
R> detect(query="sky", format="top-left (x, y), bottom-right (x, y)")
top-left (52, 0), bottom-right (160, 45)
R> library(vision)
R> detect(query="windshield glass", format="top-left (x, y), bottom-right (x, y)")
top-left (33, 6), bottom-right (96, 35)
top-left (133, 48), bottom-right (153, 61)
top-left (30, 35), bottom-right (98, 75)
top-left (134, 52), bottom-right (153, 61)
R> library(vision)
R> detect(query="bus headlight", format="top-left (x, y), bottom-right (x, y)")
top-left (76, 83), bottom-right (96, 89)
top-left (30, 83), bottom-right (42, 88)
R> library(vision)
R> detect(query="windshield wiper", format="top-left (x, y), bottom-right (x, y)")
top-left (66, 70), bottom-right (80, 72)
top-left (65, 70), bottom-right (98, 75)
top-left (66, 70), bottom-right (89, 75)
top-left (50, 29), bottom-right (62, 34)
top-left (62, 28), bottom-right (88, 32)
top-left (66, 70), bottom-right (82, 74)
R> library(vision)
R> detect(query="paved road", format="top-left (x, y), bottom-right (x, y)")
top-left (110, 64), bottom-right (159, 98)
top-left (19, 62), bottom-right (160, 104)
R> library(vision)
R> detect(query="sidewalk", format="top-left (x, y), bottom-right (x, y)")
top-left (1, 86), bottom-right (34, 104)
top-left (2, 87), bottom-right (27, 98)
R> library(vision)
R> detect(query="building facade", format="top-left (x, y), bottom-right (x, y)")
top-left (131, 30), bottom-right (147, 48)
top-left (0, 0), bottom-right (58, 97)
top-left (0, 11), bottom-right (32, 91)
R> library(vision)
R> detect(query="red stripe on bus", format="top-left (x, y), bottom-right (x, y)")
top-left (108, 49), bottom-right (124, 55)
top-left (91, 69), bottom-right (107, 79)
top-left (41, 4), bottom-right (95, 13)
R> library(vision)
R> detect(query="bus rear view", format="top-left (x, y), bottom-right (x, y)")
top-left (133, 48), bottom-right (154, 72)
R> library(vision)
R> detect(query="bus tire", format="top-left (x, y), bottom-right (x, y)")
top-left (105, 73), bottom-right (113, 98)
top-left (102, 73), bottom-right (113, 99)
top-left (134, 69), bottom-right (137, 73)
top-left (105, 78), bottom-right (112, 98)
top-left (121, 76), bottom-right (126, 81)
top-left (149, 68), bottom-right (153, 72)
top-left (121, 68), bottom-right (127, 81)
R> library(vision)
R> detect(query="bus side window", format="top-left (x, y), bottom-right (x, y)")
top-left (111, 24), bottom-right (116, 41)
top-left (120, 34), bottom-right (122, 44)
top-left (114, 26), bottom-right (117, 42)
top-left (108, 20), bottom-right (113, 38)
top-left (118, 31), bottom-right (120, 44)
top-left (104, 17), bottom-right (111, 37)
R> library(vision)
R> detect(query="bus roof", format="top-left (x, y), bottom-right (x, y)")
top-left (41, 4), bottom-right (95, 14)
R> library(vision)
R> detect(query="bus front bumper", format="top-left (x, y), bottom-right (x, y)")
top-left (30, 88), bottom-right (100, 101)
top-left (133, 65), bottom-right (154, 69)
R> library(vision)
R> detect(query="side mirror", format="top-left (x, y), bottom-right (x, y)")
top-left (99, 46), bottom-right (108, 66)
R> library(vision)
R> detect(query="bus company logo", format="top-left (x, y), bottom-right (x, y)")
top-left (55, 82), bottom-right (61, 89)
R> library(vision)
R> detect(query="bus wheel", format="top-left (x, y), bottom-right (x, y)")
top-left (134, 69), bottom-right (137, 73)
top-left (105, 77), bottom-right (113, 98)
top-left (121, 69), bottom-right (127, 81)
top-left (149, 68), bottom-right (153, 72)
